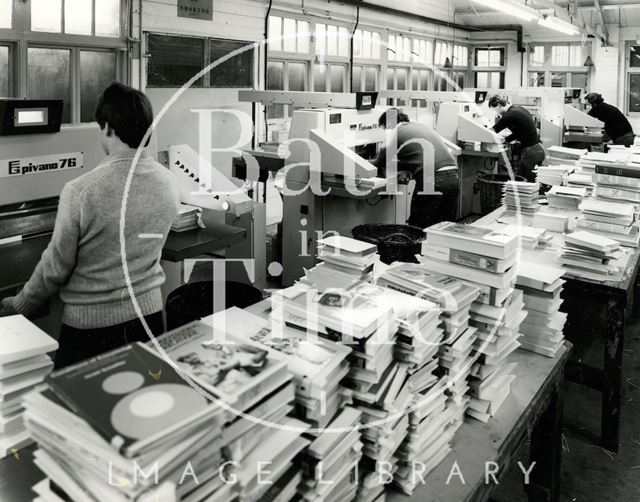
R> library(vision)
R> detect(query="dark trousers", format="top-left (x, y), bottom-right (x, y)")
top-left (408, 169), bottom-right (460, 229)
top-left (518, 143), bottom-right (546, 182)
top-left (54, 311), bottom-right (164, 370)
top-left (613, 132), bottom-right (636, 147)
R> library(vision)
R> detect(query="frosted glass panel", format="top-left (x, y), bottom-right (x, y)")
top-left (95, 0), bottom-right (120, 37)
top-left (0, 46), bottom-right (8, 97)
top-left (288, 62), bottom-right (306, 91)
top-left (31, 0), bottom-right (62, 33)
top-left (314, 64), bottom-right (326, 92)
top-left (28, 48), bottom-right (71, 123)
top-left (365, 67), bottom-right (378, 91)
top-left (283, 18), bottom-right (296, 52)
top-left (80, 51), bottom-right (116, 122)
top-left (65, 0), bottom-right (92, 35)
top-left (298, 21), bottom-right (310, 53)
top-left (0, 0), bottom-right (11, 29)
top-left (330, 65), bottom-right (345, 92)
top-left (268, 17), bottom-right (282, 51)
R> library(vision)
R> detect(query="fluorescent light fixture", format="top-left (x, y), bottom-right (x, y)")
top-left (470, 0), bottom-right (540, 22)
top-left (538, 15), bottom-right (580, 35)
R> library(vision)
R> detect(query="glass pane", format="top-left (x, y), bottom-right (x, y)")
top-left (298, 21), bottom-right (310, 53)
top-left (629, 74), bottom-right (640, 113)
top-left (283, 18), bottom-right (297, 52)
top-left (351, 65), bottom-right (361, 92)
top-left (476, 72), bottom-right (488, 88)
top-left (569, 45), bottom-right (582, 66)
top-left (330, 65), bottom-right (345, 92)
top-left (80, 51), bottom-right (116, 123)
top-left (288, 62), bottom-right (306, 91)
top-left (476, 49), bottom-right (488, 67)
top-left (314, 64), bottom-right (327, 92)
top-left (65, 0), bottom-right (92, 35)
top-left (0, 0), bottom-right (12, 29)
top-left (372, 33), bottom-right (381, 60)
top-left (411, 70), bottom-right (418, 91)
top-left (327, 25), bottom-right (337, 56)
top-left (630, 46), bottom-right (640, 68)
top-left (353, 30), bottom-right (363, 58)
top-left (363, 30), bottom-right (372, 59)
top-left (420, 70), bottom-right (430, 91)
top-left (397, 68), bottom-right (407, 90)
top-left (387, 68), bottom-right (394, 90)
top-left (551, 72), bottom-right (567, 87)
top-left (365, 67), bottom-right (378, 91)
top-left (571, 73), bottom-right (587, 89)
top-left (95, 0), bottom-right (120, 37)
top-left (338, 27), bottom-right (349, 57)
top-left (31, 0), bottom-right (61, 33)
top-left (529, 46), bottom-right (544, 66)
top-left (551, 45), bottom-right (569, 66)
top-left (0, 46), bottom-right (9, 97)
top-left (489, 49), bottom-right (502, 67)
top-left (266, 62), bottom-right (284, 119)
top-left (147, 35), bottom-right (204, 87)
top-left (268, 16), bottom-right (282, 51)
top-left (404, 38), bottom-right (411, 63)
top-left (27, 48), bottom-right (70, 123)
top-left (454, 72), bottom-right (465, 90)
top-left (210, 39), bottom-right (254, 88)
top-left (529, 71), bottom-right (545, 87)
top-left (388, 35), bottom-right (396, 62)
top-left (396, 36), bottom-right (404, 62)
top-left (316, 24), bottom-right (326, 56)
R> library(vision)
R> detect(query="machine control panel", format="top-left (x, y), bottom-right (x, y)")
top-left (0, 99), bottom-right (63, 136)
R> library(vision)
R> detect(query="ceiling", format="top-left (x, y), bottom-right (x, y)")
top-left (452, 0), bottom-right (640, 29)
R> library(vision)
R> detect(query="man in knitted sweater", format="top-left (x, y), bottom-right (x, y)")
top-left (0, 83), bottom-right (179, 369)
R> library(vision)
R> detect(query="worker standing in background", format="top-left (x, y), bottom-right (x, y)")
top-left (0, 83), bottom-right (180, 369)
top-left (488, 95), bottom-right (546, 183)
top-left (585, 93), bottom-right (636, 147)
top-left (372, 108), bottom-right (459, 229)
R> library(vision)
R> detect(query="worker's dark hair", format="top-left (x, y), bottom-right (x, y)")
top-left (94, 82), bottom-right (154, 149)
top-left (585, 93), bottom-right (604, 106)
top-left (378, 108), bottom-right (410, 128)
top-left (488, 95), bottom-right (509, 108)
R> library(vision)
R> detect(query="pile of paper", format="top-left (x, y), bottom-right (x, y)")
top-left (419, 222), bottom-right (525, 423)
top-left (24, 342), bottom-right (232, 502)
top-left (533, 211), bottom-right (569, 233)
top-left (547, 146), bottom-right (587, 165)
top-left (300, 407), bottom-right (363, 502)
top-left (578, 151), bottom-right (630, 174)
top-left (516, 263), bottom-right (566, 357)
top-left (546, 185), bottom-right (587, 210)
top-left (567, 172), bottom-right (594, 194)
top-left (577, 199), bottom-right (640, 247)
top-left (593, 163), bottom-right (640, 205)
top-left (535, 165), bottom-right (573, 186)
top-left (171, 203), bottom-right (203, 232)
top-left (560, 230), bottom-right (622, 276)
top-left (502, 181), bottom-right (540, 214)
top-left (0, 315), bottom-right (57, 458)
top-left (302, 236), bottom-right (377, 290)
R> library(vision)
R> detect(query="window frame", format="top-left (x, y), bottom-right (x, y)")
top-left (525, 42), bottom-right (590, 89)
top-left (473, 46), bottom-right (506, 90)
top-left (625, 41), bottom-right (640, 116)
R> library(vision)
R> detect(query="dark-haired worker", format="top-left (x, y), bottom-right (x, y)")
top-left (372, 108), bottom-right (459, 229)
top-left (0, 83), bottom-right (180, 369)
top-left (585, 92), bottom-right (636, 147)
top-left (488, 95), bottom-right (546, 182)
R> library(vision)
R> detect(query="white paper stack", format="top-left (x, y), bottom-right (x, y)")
top-left (516, 262), bottom-right (566, 357)
top-left (533, 211), bottom-right (570, 233)
top-left (303, 236), bottom-right (378, 291)
top-left (546, 185), bottom-right (587, 210)
top-left (577, 199), bottom-right (640, 247)
top-left (502, 181), bottom-right (540, 214)
top-left (535, 165), bottom-right (573, 186)
top-left (578, 151), bottom-right (631, 174)
top-left (0, 315), bottom-right (57, 458)
top-left (171, 203), bottom-right (203, 232)
top-left (560, 230), bottom-right (622, 276)
top-left (567, 173), bottom-right (594, 194)
top-left (546, 146), bottom-right (587, 165)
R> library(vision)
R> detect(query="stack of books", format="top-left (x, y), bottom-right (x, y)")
top-left (171, 203), bottom-right (203, 232)
top-left (419, 222), bottom-right (524, 424)
top-left (577, 199), bottom-right (640, 247)
top-left (0, 315), bottom-right (57, 458)
top-left (546, 186), bottom-right (587, 210)
top-left (533, 211), bottom-right (570, 233)
top-left (546, 146), bottom-right (587, 165)
top-left (593, 163), bottom-right (640, 204)
top-left (567, 172), bottom-right (594, 194)
top-left (300, 407), bottom-right (363, 502)
top-left (24, 342), bottom-right (228, 502)
top-left (202, 307), bottom-right (351, 431)
top-left (302, 236), bottom-right (377, 290)
top-left (578, 151), bottom-right (630, 174)
top-left (516, 262), bottom-right (567, 357)
top-left (535, 165), bottom-right (573, 186)
top-left (149, 320), bottom-right (311, 502)
top-left (560, 230), bottom-right (622, 277)
top-left (502, 181), bottom-right (540, 214)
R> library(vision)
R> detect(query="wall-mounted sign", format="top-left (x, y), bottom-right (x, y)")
top-left (0, 152), bottom-right (84, 179)
top-left (177, 0), bottom-right (213, 21)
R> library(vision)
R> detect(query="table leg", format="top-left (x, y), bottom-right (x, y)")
top-left (601, 295), bottom-right (625, 453)
top-left (527, 388), bottom-right (563, 502)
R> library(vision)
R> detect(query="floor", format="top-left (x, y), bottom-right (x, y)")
top-left (492, 318), bottom-right (640, 502)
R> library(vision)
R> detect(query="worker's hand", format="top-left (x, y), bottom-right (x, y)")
top-left (0, 297), bottom-right (17, 317)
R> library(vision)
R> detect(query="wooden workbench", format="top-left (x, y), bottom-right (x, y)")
top-left (475, 205), bottom-right (640, 453)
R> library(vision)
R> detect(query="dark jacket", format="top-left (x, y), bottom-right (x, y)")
top-left (588, 102), bottom-right (633, 141)
top-left (492, 105), bottom-right (540, 148)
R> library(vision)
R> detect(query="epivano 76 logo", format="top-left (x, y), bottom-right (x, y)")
top-left (1, 152), bottom-right (84, 179)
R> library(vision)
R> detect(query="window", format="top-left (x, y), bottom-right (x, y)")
top-left (27, 48), bottom-right (71, 123)
top-left (412, 39), bottom-right (433, 66)
top-left (0, 45), bottom-right (10, 97)
top-left (209, 39), bottom-right (254, 88)
top-left (353, 29), bottom-right (381, 60)
top-left (434, 41), bottom-right (451, 66)
top-left (629, 74), bottom-right (640, 113)
top-left (631, 45), bottom-right (640, 68)
top-left (453, 45), bottom-right (468, 67)
top-left (80, 51), bottom-right (116, 122)
top-left (529, 46), bottom-right (544, 66)
top-left (550, 45), bottom-right (583, 67)
top-left (626, 43), bottom-right (640, 114)
top-left (30, 0), bottom-right (120, 38)
top-left (475, 72), bottom-right (504, 89)
top-left (529, 71), bottom-right (545, 87)
top-left (313, 63), bottom-right (346, 92)
top-left (0, 0), bottom-right (11, 29)
top-left (475, 48), bottom-right (504, 67)
top-left (147, 35), bottom-right (205, 87)
top-left (473, 47), bottom-right (505, 89)
top-left (268, 16), bottom-right (310, 54)
top-left (352, 65), bottom-right (379, 92)
top-left (266, 61), bottom-right (285, 119)
top-left (316, 24), bottom-right (349, 57)
top-left (388, 34), bottom-right (412, 63)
